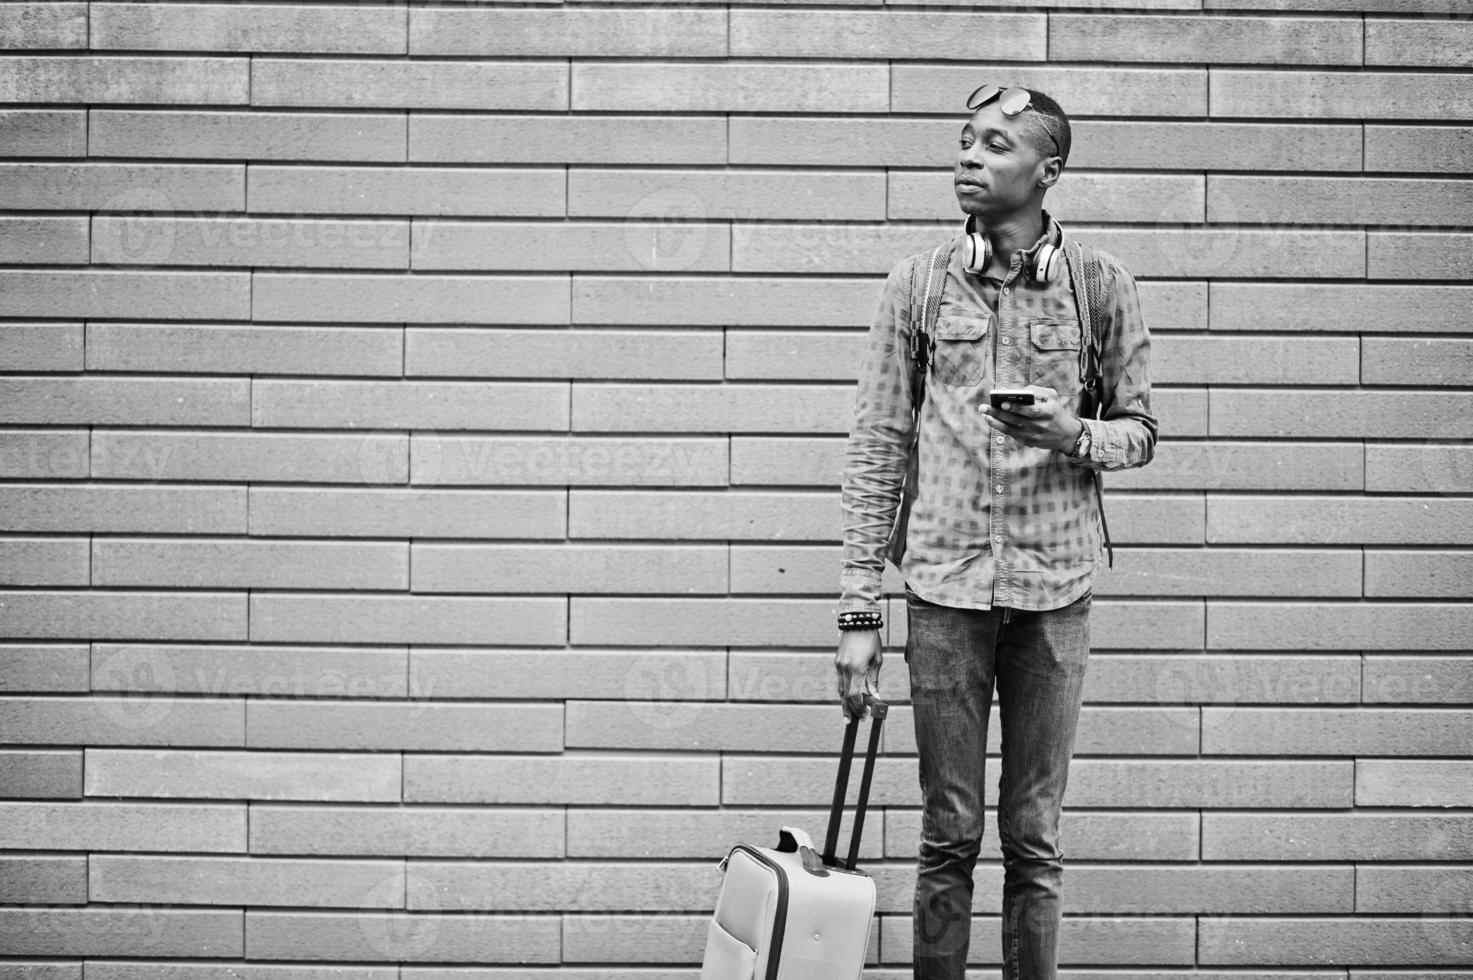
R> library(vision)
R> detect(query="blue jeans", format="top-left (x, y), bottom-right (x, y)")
top-left (905, 586), bottom-right (1092, 980)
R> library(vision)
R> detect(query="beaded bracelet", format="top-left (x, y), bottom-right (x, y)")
top-left (837, 610), bottom-right (884, 631)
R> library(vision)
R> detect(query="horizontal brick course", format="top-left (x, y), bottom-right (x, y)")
top-left (1366, 18), bottom-right (1473, 67)
top-left (1203, 812), bottom-right (1473, 860)
top-left (1356, 759), bottom-right (1473, 806)
top-left (0, 162), bottom-right (243, 211)
top-left (573, 275), bottom-right (882, 326)
top-left (246, 910), bottom-right (559, 963)
top-left (404, 754), bottom-right (718, 805)
top-left (0, 751), bottom-right (69, 798)
top-left (731, 10), bottom-right (1046, 60)
top-left (572, 169), bottom-right (885, 221)
top-left (251, 59), bottom-right (567, 110)
top-left (0, 109), bottom-right (86, 156)
top-left (0, 484), bottom-right (245, 534)
top-left (412, 543), bottom-right (727, 594)
top-left (92, 216), bottom-right (408, 269)
top-left (1371, 231), bottom-right (1473, 280)
top-left (1365, 124), bottom-right (1473, 173)
top-left (409, 649), bottom-right (727, 701)
top-left (411, 8), bottom-right (726, 57)
top-left (407, 327), bottom-right (724, 379)
top-left (0, 217), bottom-right (88, 265)
top-left (1211, 69), bottom-right (1473, 119)
top-left (411, 114), bottom-right (727, 165)
top-left (1209, 495), bottom-right (1473, 545)
top-left (253, 380), bottom-right (568, 431)
top-left (0, 56), bottom-right (248, 104)
top-left (85, 749), bottom-right (402, 801)
top-left (91, 642), bottom-right (406, 698)
top-left (248, 593), bottom-right (567, 645)
top-left (0, 854), bottom-right (85, 905)
top-left (411, 221), bottom-right (730, 273)
top-left (90, 854), bottom-right (404, 907)
top-left (414, 436), bottom-right (728, 487)
top-left (1198, 917), bottom-right (1470, 965)
top-left (0, 537), bottom-right (88, 586)
top-left (247, 488), bottom-right (566, 539)
top-left (1202, 707), bottom-right (1473, 755)
top-left (252, 273), bottom-right (570, 324)
top-left (0, 270), bottom-right (250, 320)
top-left (90, 4), bottom-right (405, 54)
top-left (1208, 601), bottom-right (1473, 650)
top-left (0, 908), bottom-right (241, 957)
top-left (246, 700), bottom-right (564, 752)
top-left (1211, 389), bottom-right (1473, 439)
top-left (572, 62), bottom-right (889, 112)
top-left (1363, 337), bottom-right (1473, 386)
top-left (0, 591), bottom-right (245, 641)
top-left (250, 805), bottom-right (564, 857)
top-left (1208, 176), bottom-right (1473, 226)
top-left (1051, 14), bottom-right (1361, 64)
top-left (1210, 283), bottom-right (1473, 332)
top-left (90, 110), bottom-right (407, 162)
top-left (249, 166), bottom-right (565, 217)
top-left (87, 324), bottom-right (402, 376)
top-left (0, 3), bottom-right (87, 49)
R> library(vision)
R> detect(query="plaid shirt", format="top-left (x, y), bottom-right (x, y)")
top-left (839, 215), bottom-right (1158, 614)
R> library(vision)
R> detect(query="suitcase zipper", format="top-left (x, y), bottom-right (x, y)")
top-left (726, 844), bottom-right (789, 980)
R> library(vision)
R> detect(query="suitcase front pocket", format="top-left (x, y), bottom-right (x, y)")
top-left (700, 918), bottom-right (757, 979)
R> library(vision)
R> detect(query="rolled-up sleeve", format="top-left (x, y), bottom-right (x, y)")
top-left (838, 258), bottom-right (916, 615)
top-left (1072, 260), bottom-right (1158, 472)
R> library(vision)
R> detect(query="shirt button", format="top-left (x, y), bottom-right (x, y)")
top-left (993, 534), bottom-right (1003, 543)
top-left (994, 484), bottom-right (1004, 494)
top-left (1002, 337), bottom-right (1011, 346)
top-left (1002, 288), bottom-right (1010, 297)
top-left (995, 435), bottom-right (1004, 445)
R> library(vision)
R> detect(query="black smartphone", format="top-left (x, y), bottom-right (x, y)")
top-left (989, 388), bottom-right (1035, 408)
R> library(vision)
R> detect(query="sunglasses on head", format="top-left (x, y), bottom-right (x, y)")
top-left (965, 84), bottom-right (1061, 158)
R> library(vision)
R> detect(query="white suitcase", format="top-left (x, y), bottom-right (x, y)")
top-left (700, 697), bottom-right (888, 979)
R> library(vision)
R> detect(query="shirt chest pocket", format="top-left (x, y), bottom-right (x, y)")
top-left (1026, 317), bottom-right (1083, 401)
top-left (931, 314), bottom-right (989, 387)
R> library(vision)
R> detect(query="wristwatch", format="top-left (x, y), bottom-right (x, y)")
top-left (1067, 422), bottom-right (1091, 460)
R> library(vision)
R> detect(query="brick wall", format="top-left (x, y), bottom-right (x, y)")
top-left (1, 0), bottom-right (1471, 973)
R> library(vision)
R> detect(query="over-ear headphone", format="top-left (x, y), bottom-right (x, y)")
top-left (961, 215), bottom-right (1061, 284)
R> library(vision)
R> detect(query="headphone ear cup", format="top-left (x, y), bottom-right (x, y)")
top-left (962, 233), bottom-right (990, 275)
top-left (1033, 242), bottom-right (1061, 282)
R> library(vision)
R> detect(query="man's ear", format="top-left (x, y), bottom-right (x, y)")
top-left (1037, 156), bottom-right (1063, 189)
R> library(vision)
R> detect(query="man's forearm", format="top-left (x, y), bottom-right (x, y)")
top-left (839, 428), bottom-right (910, 613)
top-left (1070, 412), bottom-right (1157, 471)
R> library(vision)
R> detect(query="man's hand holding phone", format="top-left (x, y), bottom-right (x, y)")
top-left (979, 384), bottom-right (1083, 454)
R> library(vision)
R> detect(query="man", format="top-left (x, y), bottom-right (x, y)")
top-left (833, 86), bottom-right (1158, 979)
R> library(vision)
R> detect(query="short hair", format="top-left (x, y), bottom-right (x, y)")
top-left (1023, 89), bottom-right (1071, 169)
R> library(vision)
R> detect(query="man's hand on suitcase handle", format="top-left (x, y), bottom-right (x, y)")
top-left (835, 629), bottom-right (883, 720)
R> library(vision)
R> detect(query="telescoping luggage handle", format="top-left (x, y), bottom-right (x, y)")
top-left (822, 693), bottom-right (888, 872)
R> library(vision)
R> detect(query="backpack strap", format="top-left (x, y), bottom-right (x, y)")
top-left (907, 242), bottom-right (952, 415)
top-left (1063, 238), bottom-right (1115, 569)
top-left (885, 241), bottom-right (954, 568)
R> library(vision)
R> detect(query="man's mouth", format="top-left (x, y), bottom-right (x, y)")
top-left (955, 177), bottom-right (986, 188)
